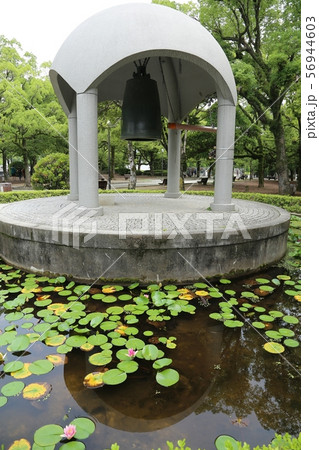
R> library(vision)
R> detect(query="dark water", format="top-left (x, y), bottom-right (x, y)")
top-left (0, 267), bottom-right (300, 450)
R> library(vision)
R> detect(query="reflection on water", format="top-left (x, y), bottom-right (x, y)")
top-left (64, 310), bottom-right (223, 432)
top-left (0, 268), bottom-right (300, 449)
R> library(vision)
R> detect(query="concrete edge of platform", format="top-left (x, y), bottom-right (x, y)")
top-left (0, 196), bottom-right (291, 283)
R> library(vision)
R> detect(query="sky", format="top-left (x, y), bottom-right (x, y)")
top-left (1, 0), bottom-right (190, 65)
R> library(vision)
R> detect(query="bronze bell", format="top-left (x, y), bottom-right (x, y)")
top-left (121, 61), bottom-right (162, 141)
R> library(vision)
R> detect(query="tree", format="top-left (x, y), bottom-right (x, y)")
top-left (199, 0), bottom-right (301, 194)
top-left (31, 152), bottom-right (69, 190)
top-left (127, 141), bottom-right (137, 189)
top-left (0, 36), bottom-right (68, 186)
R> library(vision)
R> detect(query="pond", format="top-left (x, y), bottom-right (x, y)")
top-left (0, 260), bottom-right (300, 450)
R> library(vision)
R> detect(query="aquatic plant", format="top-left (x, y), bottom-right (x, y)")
top-left (0, 254), bottom-right (301, 448)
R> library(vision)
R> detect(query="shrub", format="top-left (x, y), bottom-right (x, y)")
top-left (31, 153), bottom-right (69, 190)
top-left (0, 188), bottom-right (301, 214)
top-left (0, 190), bottom-right (69, 204)
top-left (184, 191), bottom-right (301, 214)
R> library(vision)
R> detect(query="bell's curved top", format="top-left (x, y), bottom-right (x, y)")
top-left (50, 2), bottom-right (237, 117)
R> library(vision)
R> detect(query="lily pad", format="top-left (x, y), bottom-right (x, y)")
top-left (11, 363), bottom-right (32, 379)
top-left (106, 306), bottom-right (124, 315)
top-left (254, 306), bottom-right (266, 313)
top-left (142, 344), bottom-right (159, 360)
top-left (66, 335), bottom-right (87, 348)
top-left (255, 278), bottom-right (270, 284)
top-left (7, 438), bottom-right (32, 450)
top-left (215, 435), bottom-right (238, 450)
top-left (164, 284), bottom-right (177, 291)
top-left (46, 354), bottom-right (65, 366)
top-left (258, 285), bottom-right (274, 292)
top-left (224, 319), bottom-right (244, 328)
top-left (278, 328), bottom-right (295, 337)
top-left (83, 371), bottom-right (105, 388)
top-left (57, 344), bottom-right (72, 354)
top-left (111, 337), bottom-right (127, 347)
top-left (29, 359), bottom-right (54, 375)
top-left (100, 321), bottom-right (117, 331)
top-left (209, 291), bottom-right (223, 298)
top-left (45, 334), bottom-right (66, 347)
top-left (71, 417), bottom-right (96, 439)
top-left (125, 338), bottom-right (145, 350)
top-left (269, 310), bottom-right (284, 318)
top-left (283, 338), bottom-right (300, 347)
top-left (277, 274), bottom-right (291, 280)
top-left (284, 289), bottom-right (301, 296)
top-left (0, 396), bottom-right (8, 407)
top-left (33, 424), bottom-right (63, 447)
top-left (3, 360), bottom-right (24, 373)
top-left (241, 291), bottom-right (258, 299)
top-left (263, 342), bottom-right (285, 354)
top-left (88, 334), bottom-right (108, 346)
top-left (118, 294), bottom-right (132, 301)
top-left (8, 335), bottom-right (30, 352)
top-left (283, 315), bottom-right (299, 324)
top-left (88, 352), bottom-right (112, 366)
top-left (259, 314), bottom-right (275, 322)
top-left (156, 368), bottom-right (179, 387)
top-left (252, 321), bottom-right (266, 329)
top-left (193, 282), bottom-right (208, 289)
top-left (117, 360), bottom-right (139, 373)
top-left (23, 382), bottom-right (52, 400)
top-left (101, 295), bottom-right (117, 303)
top-left (102, 368), bottom-right (127, 385)
top-left (152, 358), bottom-right (172, 370)
top-left (60, 442), bottom-right (85, 449)
top-left (265, 330), bottom-right (282, 340)
top-left (225, 289), bottom-right (236, 296)
top-left (1, 381), bottom-right (25, 397)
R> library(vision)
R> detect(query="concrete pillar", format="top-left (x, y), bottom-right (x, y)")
top-left (68, 98), bottom-right (79, 201)
top-left (165, 124), bottom-right (181, 198)
top-left (211, 99), bottom-right (236, 212)
top-left (76, 88), bottom-right (101, 211)
top-left (162, 57), bottom-right (181, 199)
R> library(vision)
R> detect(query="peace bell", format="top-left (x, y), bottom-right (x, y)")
top-left (121, 60), bottom-right (162, 141)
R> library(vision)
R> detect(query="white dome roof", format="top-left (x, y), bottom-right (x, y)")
top-left (50, 2), bottom-right (236, 116)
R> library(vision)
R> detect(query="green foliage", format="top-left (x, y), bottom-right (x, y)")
top-left (0, 189), bottom-right (69, 203)
top-left (0, 36), bottom-right (68, 184)
top-left (237, 433), bottom-right (301, 450)
top-left (104, 434), bottom-right (302, 450)
top-left (31, 153), bottom-right (69, 189)
top-left (185, 190), bottom-right (300, 214)
top-left (231, 193), bottom-right (301, 214)
top-left (0, 189), bottom-right (301, 213)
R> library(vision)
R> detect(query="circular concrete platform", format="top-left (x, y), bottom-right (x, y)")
top-left (0, 193), bottom-right (290, 283)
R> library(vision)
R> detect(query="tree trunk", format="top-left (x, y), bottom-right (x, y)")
top-left (23, 151), bottom-right (31, 187)
top-left (270, 112), bottom-right (290, 195)
top-left (128, 141), bottom-right (136, 190)
top-left (1, 149), bottom-right (9, 181)
top-left (257, 155), bottom-right (264, 188)
top-left (180, 130), bottom-right (187, 191)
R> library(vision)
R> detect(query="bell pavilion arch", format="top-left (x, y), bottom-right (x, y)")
top-left (49, 2), bottom-right (237, 212)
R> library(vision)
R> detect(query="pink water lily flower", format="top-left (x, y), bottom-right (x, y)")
top-left (61, 424), bottom-right (76, 440)
top-left (126, 348), bottom-right (138, 358)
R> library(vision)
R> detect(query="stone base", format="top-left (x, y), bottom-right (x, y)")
top-left (0, 193), bottom-right (290, 284)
